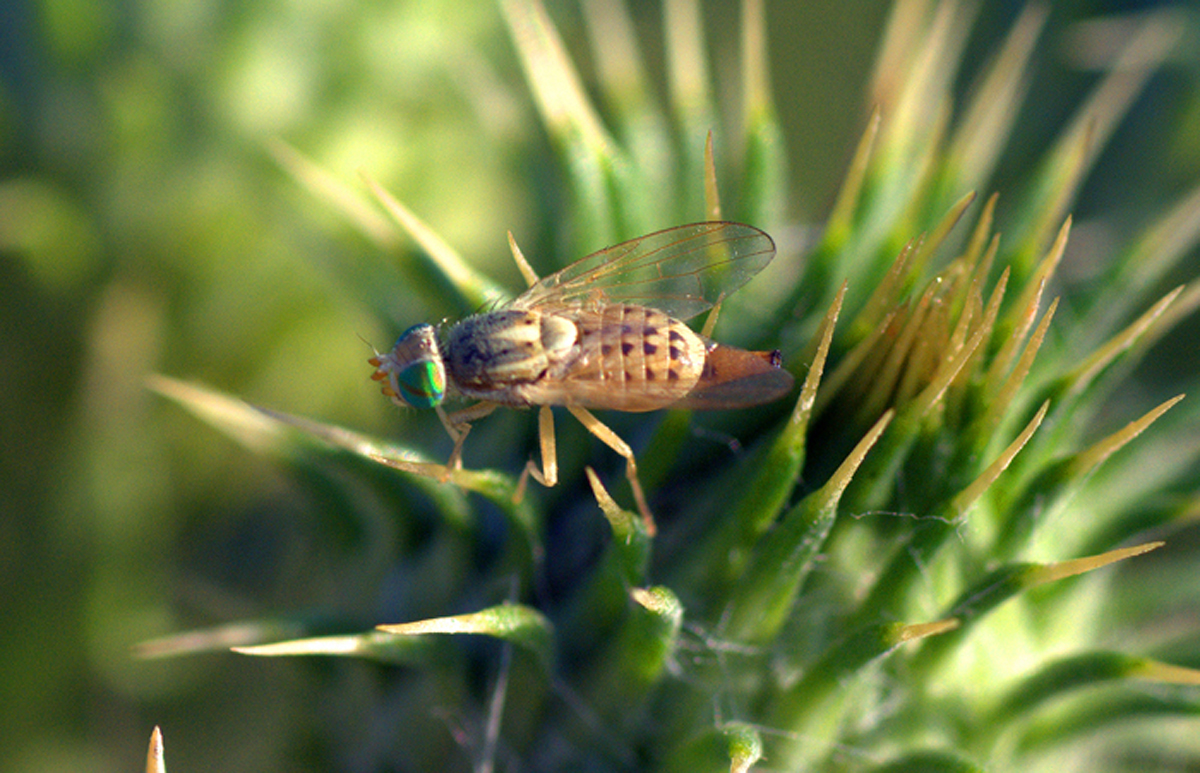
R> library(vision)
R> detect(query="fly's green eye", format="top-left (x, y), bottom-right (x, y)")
top-left (397, 360), bottom-right (446, 408)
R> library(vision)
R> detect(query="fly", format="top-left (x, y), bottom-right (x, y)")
top-left (370, 221), bottom-right (794, 531)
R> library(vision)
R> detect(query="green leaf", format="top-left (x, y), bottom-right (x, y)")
top-left (913, 543), bottom-right (1165, 673)
top-left (575, 586), bottom-right (683, 725)
top-left (234, 629), bottom-right (442, 666)
top-left (872, 749), bottom-right (987, 773)
top-left (500, 0), bottom-right (629, 244)
top-left (148, 375), bottom-right (542, 561)
top-left (723, 407), bottom-right (892, 642)
top-left (665, 721), bottom-right (763, 773)
top-left (685, 282), bottom-right (845, 598)
top-left (765, 619), bottom-right (959, 770)
top-left (378, 603), bottom-right (553, 667)
top-left (991, 651), bottom-right (1200, 727)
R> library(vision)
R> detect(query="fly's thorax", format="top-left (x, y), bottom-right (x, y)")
top-left (442, 310), bottom-right (579, 401)
top-left (369, 323), bottom-right (447, 409)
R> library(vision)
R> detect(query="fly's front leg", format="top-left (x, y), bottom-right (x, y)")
top-left (438, 402), bottom-right (498, 481)
top-left (566, 405), bottom-right (656, 536)
top-left (515, 406), bottom-right (556, 504)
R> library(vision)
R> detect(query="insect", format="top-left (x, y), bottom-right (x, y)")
top-left (370, 221), bottom-right (794, 530)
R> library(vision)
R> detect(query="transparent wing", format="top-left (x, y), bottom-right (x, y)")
top-left (510, 222), bottom-right (776, 321)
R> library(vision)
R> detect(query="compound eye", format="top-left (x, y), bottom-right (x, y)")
top-left (397, 360), bottom-right (446, 408)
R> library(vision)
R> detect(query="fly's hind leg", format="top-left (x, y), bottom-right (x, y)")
top-left (516, 406), bottom-right (557, 504)
top-left (438, 402), bottom-right (499, 481)
top-left (566, 405), bottom-right (656, 536)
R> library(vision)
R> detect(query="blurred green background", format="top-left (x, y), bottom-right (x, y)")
top-left (2, 0), bottom-right (1197, 770)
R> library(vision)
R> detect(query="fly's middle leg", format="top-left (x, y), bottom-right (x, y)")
top-left (516, 406), bottom-right (557, 504)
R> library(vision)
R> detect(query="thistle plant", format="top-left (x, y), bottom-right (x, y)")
top-left (136, 1), bottom-right (1200, 771)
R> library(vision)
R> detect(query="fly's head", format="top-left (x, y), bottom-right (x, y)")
top-left (369, 324), bottom-right (447, 409)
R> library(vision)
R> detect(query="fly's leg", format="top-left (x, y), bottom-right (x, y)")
top-left (515, 406), bottom-right (556, 504)
top-left (566, 405), bottom-right (656, 536)
top-left (439, 402), bottom-right (499, 481)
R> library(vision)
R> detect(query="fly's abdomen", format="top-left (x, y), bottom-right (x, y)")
top-left (555, 305), bottom-right (707, 411)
